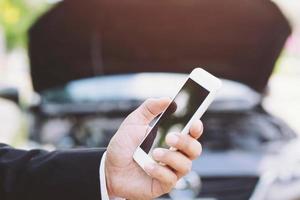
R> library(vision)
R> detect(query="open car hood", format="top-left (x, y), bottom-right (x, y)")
top-left (29, 0), bottom-right (291, 93)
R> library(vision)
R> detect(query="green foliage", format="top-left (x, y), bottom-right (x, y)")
top-left (0, 0), bottom-right (51, 51)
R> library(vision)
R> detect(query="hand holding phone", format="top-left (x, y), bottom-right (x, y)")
top-left (133, 68), bottom-right (222, 172)
top-left (104, 68), bottom-right (220, 199)
top-left (105, 97), bottom-right (204, 199)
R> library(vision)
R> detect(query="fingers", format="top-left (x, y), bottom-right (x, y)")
top-left (152, 148), bottom-right (192, 178)
top-left (189, 120), bottom-right (203, 140)
top-left (134, 98), bottom-right (171, 124)
top-left (166, 132), bottom-right (202, 160)
top-left (144, 163), bottom-right (177, 193)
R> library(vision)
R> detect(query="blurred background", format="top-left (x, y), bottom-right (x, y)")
top-left (0, 0), bottom-right (300, 199)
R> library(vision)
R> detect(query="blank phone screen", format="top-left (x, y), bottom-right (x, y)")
top-left (140, 78), bottom-right (209, 155)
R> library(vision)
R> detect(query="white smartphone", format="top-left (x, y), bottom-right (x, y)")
top-left (133, 68), bottom-right (222, 171)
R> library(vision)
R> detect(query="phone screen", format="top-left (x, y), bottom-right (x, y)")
top-left (140, 78), bottom-right (209, 155)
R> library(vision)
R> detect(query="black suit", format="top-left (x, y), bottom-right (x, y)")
top-left (0, 143), bottom-right (104, 200)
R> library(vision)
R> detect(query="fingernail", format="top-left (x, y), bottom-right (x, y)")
top-left (153, 149), bottom-right (164, 159)
top-left (168, 134), bottom-right (179, 146)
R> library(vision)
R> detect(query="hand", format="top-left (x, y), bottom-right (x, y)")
top-left (105, 98), bottom-right (203, 200)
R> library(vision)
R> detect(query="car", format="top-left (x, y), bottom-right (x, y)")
top-left (28, 73), bottom-right (298, 200)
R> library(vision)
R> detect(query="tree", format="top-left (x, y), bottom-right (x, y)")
top-left (0, 0), bottom-right (51, 51)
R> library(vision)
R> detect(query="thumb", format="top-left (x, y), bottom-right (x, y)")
top-left (127, 98), bottom-right (171, 125)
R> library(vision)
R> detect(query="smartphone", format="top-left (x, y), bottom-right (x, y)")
top-left (133, 68), bottom-right (222, 171)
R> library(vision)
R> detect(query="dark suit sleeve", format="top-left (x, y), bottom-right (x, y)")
top-left (0, 143), bottom-right (105, 200)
